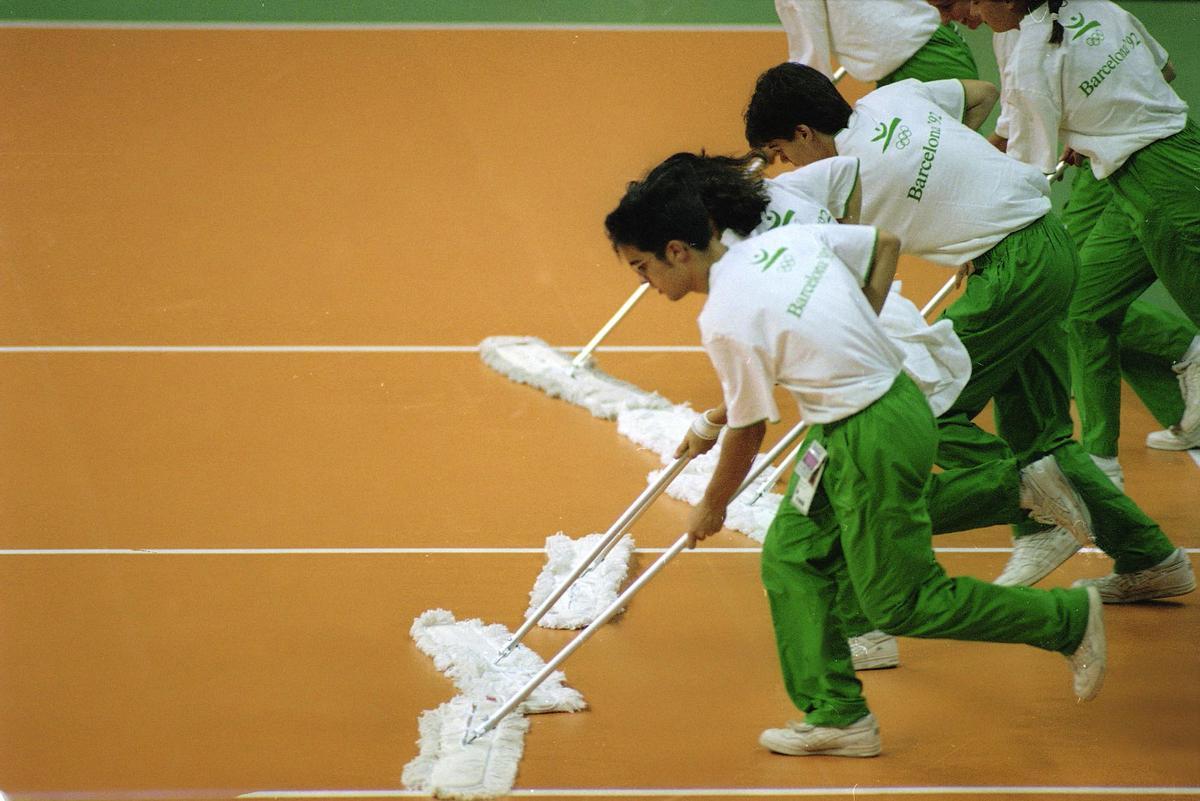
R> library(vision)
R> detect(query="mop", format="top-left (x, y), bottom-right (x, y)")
top-left (410, 610), bottom-right (586, 714)
top-left (526, 530), bottom-right (639, 630)
top-left (478, 282), bottom-right (671, 421)
top-left (401, 695), bottom-right (529, 800)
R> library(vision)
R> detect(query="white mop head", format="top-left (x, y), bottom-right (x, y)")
top-left (402, 694), bottom-right (529, 800)
top-left (411, 609), bottom-right (586, 714)
top-left (526, 532), bottom-right (637, 629)
top-left (479, 335), bottom-right (671, 420)
top-left (617, 406), bottom-right (784, 543)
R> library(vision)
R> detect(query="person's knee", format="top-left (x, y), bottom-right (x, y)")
top-left (858, 592), bottom-right (921, 635)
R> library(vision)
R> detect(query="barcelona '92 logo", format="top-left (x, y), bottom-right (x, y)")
top-left (1065, 13), bottom-right (1104, 45)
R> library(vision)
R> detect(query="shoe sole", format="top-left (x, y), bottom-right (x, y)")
top-left (994, 541), bottom-right (1081, 587)
top-left (1075, 586), bottom-right (1106, 702)
top-left (853, 655), bottom-right (900, 670)
top-left (1096, 576), bottom-right (1197, 604)
top-left (1145, 435), bottom-right (1200, 451)
top-left (762, 740), bottom-right (882, 757)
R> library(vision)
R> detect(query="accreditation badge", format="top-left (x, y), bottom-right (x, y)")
top-left (789, 441), bottom-right (828, 515)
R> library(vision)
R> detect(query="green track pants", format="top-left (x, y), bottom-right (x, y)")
top-left (761, 373), bottom-right (1089, 727)
top-left (1063, 162), bottom-right (1197, 456)
top-left (877, 23), bottom-right (979, 85)
top-left (937, 214), bottom-right (1175, 570)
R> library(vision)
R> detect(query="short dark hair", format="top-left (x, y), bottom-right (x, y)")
top-left (604, 159), bottom-right (716, 258)
top-left (744, 62), bottom-right (853, 149)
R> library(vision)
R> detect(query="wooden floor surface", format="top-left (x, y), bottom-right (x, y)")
top-left (0, 26), bottom-right (1197, 801)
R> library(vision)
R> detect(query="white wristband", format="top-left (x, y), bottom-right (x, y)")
top-left (690, 409), bottom-right (724, 441)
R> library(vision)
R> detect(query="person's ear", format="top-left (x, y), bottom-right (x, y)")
top-left (793, 124), bottom-right (815, 145)
top-left (664, 239), bottom-right (689, 266)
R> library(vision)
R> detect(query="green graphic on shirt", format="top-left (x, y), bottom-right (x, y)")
top-left (871, 117), bottom-right (912, 153)
top-left (1064, 12), bottom-right (1104, 45)
top-left (753, 246), bottom-right (796, 272)
top-left (765, 208), bottom-right (832, 229)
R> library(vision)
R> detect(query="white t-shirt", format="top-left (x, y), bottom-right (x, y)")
top-left (755, 156), bottom-right (860, 234)
top-left (834, 79), bottom-right (1052, 266)
top-left (701, 224), bottom-right (904, 426)
top-left (992, 0), bottom-right (1187, 179)
top-left (878, 285), bottom-right (970, 416)
top-left (774, 0), bottom-right (940, 82)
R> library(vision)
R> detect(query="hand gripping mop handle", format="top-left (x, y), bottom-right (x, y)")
top-left (570, 283), bottom-right (651, 370)
top-left (498, 452), bottom-right (691, 658)
top-left (466, 534), bottom-right (692, 745)
top-left (498, 418), bottom-right (805, 659)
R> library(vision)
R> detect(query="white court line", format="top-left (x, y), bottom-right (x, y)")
top-left (236, 786), bottom-right (1200, 799)
top-left (0, 345), bottom-right (705, 353)
top-left (0, 546), bottom-right (1134, 556)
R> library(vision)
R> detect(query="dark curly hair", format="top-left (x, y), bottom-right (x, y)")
top-left (604, 152), bottom-right (768, 257)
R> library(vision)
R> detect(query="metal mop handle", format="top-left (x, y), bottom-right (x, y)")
top-left (746, 440), bottom-right (804, 506)
top-left (833, 65), bottom-right (847, 83)
top-left (586, 414), bottom-right (810, 564)
top-left (466, 533), bottom-right (692, 745)
top-left (570, 283), bottom-right (651, 370)
top-left (919, 274), bottom-right (958, 318)
top-left (497, 453), bottom-right (690, 659)
top-left (1049, 159), bottom-right (1069, 182)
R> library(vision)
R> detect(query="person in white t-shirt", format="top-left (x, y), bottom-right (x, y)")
top-left (971, 0), bottom-right (1200, 459)
top-left (665, 149), bottom-right (972, 670)
top-left (742, 63), bottom-right (1193, 598)
top-left (775, 0), bottom-right (978, 86)
top-left (602, 158), bottom-right (1105, 757)
top-left (930, 0), bottom-right (1200, 467)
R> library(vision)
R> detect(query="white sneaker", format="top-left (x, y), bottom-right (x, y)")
top-left (1072, 547), bottom-right (1196, 603)
top-left (1068, 586), bottom-right (1106, 702)
top-left (994, 527), bottom-right (1082, 586)
top-left (849, 631), bottom-right (899, 670)
top-left (1087, 454), bottom-right (1125, 491)
top-left (1019, 455), bottom-right (1094, 546)
top-left (1177, 359), bottom-right (1200, 435)
top-left (760, 713), bottom-right (881, 757)
top-left (1145, 425), bottom-right (1200, 451)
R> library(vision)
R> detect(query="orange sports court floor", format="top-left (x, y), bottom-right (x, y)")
top-left (1, 24), bottom-right (1197, 801)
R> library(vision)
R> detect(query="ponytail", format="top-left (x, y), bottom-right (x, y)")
top-left (1048, 0), bottom-right (1064, 44)
top-left (1027, 0), bottom-right (1065, 44)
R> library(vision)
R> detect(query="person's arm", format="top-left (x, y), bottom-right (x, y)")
top-left (775, 0), bottom-right (836, 79)
top-left (988, 132), bottom-right (1008, 152)
top-left (837, 171), bottom-right (862, 225)
top-left (686, 420), bottom-right (767, 548)
top-left (862, 229), bottom-right (901, 314)
top-left (675, 403), bottom-right (728, 460)
top-left (960, 79), bottom-right (1000, 131)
